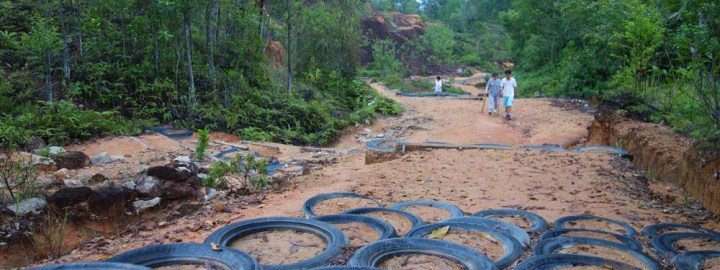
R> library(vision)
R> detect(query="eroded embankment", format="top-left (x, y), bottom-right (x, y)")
top-left (588, 112), bottom-right (720, 212)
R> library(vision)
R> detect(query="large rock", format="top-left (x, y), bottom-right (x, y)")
top-left (135, 175), bottom-right (161, 198)
top-left (29, 154), bottom-right (56, 171)
top-left (7, 197), bottom-right (46, 216)
top-left (87, 186), bottom-right (137, 217)
top-left (25, 136), bottom-right (46, 153)
top-left (47, 187), bottom-right (92, 208)
top-left (161, 176), bottom-right (203, 200)
top-left (54, 151), bottom-right (90, 170)
top-left (146, 166), bottom-right (191, 182)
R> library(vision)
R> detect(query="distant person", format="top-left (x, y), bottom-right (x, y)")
top-left (499, 69), bottom-right (517, 120)
top-left (485, 73), bottom-right (501, 115)
top-left (434, 76), bottom-right (443, 93)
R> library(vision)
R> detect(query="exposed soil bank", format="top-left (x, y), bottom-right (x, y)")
top-left (588, 111), bottom-right (720, 213)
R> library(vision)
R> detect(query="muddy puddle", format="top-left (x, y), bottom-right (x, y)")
top-left (312, 197), bottom-right (379, 216)
top-left (230, 229), bottom-right (326, 265)
top-left (558, 245), bottom-right (644, 269)
top-left (334, 222), bottom-right (380, 246)
top-left (365, 212), bottom-right (413, 236)
top-left (441, 229), bottom-right (504, 260)
top-left (377, 254), bottom-right (465, 270)
top-left (400, 205), bottom-right (452, 223)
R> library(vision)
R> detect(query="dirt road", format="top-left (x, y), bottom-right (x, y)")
top-left (21, 73), bottom-right (720, 268)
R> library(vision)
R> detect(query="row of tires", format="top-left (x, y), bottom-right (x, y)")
top-left (33, 192), bottom-right (720, 269)
top-left (367, 139), bottom-right (632, 157)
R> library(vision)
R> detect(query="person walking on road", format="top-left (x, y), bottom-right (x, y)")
top-left (485, 73), bottom-right (501, 115)
top-left (434, 76), bottom-right (443, 94)
top-left (499, 70), bottom-right (517, 120)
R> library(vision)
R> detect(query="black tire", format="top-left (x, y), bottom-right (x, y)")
top-left (29, 262), bottom-right (153, 270)
top-left (473, 209), bottom-right (549, 233)
top-left (672, 251), bottom-right (720, 270)
top-left (651, 232), bottom-right (720, 257)
top-left (348, 238), bottom-right (498, 270)
top-left (343, 207), bottom-right (424, 236)
top-left (470, 143), bottom-right (514, 150)
top-left (313, 214), bottom-right (397, 241)
top-left (423, 141), bottom-right (456, 146)
top-left (311, 267), bottom-right (381, 270)
top-left (303, 193), bottom-right (383, 217)
top-left (151, 126), bottom-right (194, 139)
top-left (404, 222), bottom-right (523, 269)
top-left (521, 145), bottom-right (566, 152)
top-left (388, 200), bottom-right (465, 222)
top-left (514, 254), bottom-right (641, 270)
top-left (214, 146), bottom-right (242, 160)
top-left (366, 139), bottom-right (397, 152)
top-left (442, 216), bottom-right (530, 247)
top-left (553, 214), bottom-right (637, 236)
top-left (573, 145), bottom-right (634, 160)
top-left (540, 229), bottom-right (643, 251)
top-left (642, 223), bottom-right (719, 239)
top-left (534, 237), bottom-right (662, 270)
top-left (105, 243), bottom-right (260, 270)
top-left (203, 217), bottom-right (349, 270)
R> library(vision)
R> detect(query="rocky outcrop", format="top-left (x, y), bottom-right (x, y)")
top-left (87, 186), bottom-right (137, 217)
top-left (47, 187), bottom-right (93, 208)
top-left (135, 156), bottom-right (203, 201)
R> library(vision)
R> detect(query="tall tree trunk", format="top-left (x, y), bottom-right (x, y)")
top-left (45, 53), bottom-right (52, 101)
top-left (206, 0), bottom-right (216, 91)
top-left (120, 3), bottom-right (127, 58)
top-left (286, 0), bottom-right (293, 94)
top-left (75, 0), bottom-right (83, 61)
top-left (184, 9), bottom-right (196, 106)
top-left (59, 0), bottom-right (70, 79)
top-left (152, 23), bottom-right (160, 71)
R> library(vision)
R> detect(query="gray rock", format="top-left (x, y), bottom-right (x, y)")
top-left (7, 197), bottom-right (46, 216)
top-left (204, 188), bottom-right (219, 202)
top-left (135, 175), bottom-right (160, 197)
top-left (90, 152), bottom-right (111, 165)
top-left (136, 165), bottom-right (150, 175)
top-left (121, 181), bottom-right (136, 190)
top-left (133, 197), bottom-right (161, 213)
top-left (63, 179), bottom-right (84, 187)
top-left (30, 154), bottom-right (56, 171)
top-left (110, 156), bottom-right (126, 163)
top-left (197, 173), bottom-right (208, 179)
top-left (47, 146), bottom-right (65, 156)
top-left (173, 156), bottom-right (192, 165)
top-left (375, 133), bottom-right (385, 138)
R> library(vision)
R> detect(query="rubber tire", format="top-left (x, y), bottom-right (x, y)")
top-left (470, 143), bottom-right (514, 150)
top-left (105, 243), bottom-right (260, 270)
top-left (303, 192), bottom-right (383, 217)
top-left (553, 214), bottom-right (637, 236)
top-left (540, 228), bottom-right (642, 251)
top-left (29, 262), bottom-right (153, 270)
top-left (441, 216), bottom-right (530, 247)
top-left (672, 251), bottom-right (720, 270)
top-left (534, 237), bottom-right (662, 270)
top-left (151, 126), bottom-right (193, 139)
top-left (343, 207), bottom-right (424, 236)
top-left (404, 222), bottom-right (523, 269)
top-left (423, 141), bottom-right (456, 146)
top-left (513, 254), bottom-right (641, 270)
top-left (651, 232), bottom-right (720, 257)
top-left (642, 223), bottom-right (719, 239)
top-left (573, 145), bottom-right (628, 155)
top-left (214, 146), bottom-right (241, 160)
top-left (366, 139), bottom-right (397, 152)
top-left (313, 214), bottom-right (397, 240)
top-left (311, 267), bottom-right (381, 270)
top-left (388, 200), bottom-right (465, 222)
top-left (348, 238), bottom-right (498, 270)
top-left (473, 209), bottom-right (549, 233)
top-left (522, 145), bottom-right (566, 152)
top-left (203, 217), bottom-right (349, 270)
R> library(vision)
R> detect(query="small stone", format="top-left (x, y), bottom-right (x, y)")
top-left (211, 202), bottom-right (226, 213)
top-left (158, 221), bottom-right (169, 228)
top-left (375, 133), bottom-right (385, 138)
top-left (185, 222), bottom-right (203, 232)
top-left (133, 197), bottom-right (161, 213)
top-left (89, 173), bottom-right (108, 183)
top-left (121, 181), bottom-right (136, 190)
top-left (135, 175), bottom-right (160, 198)
top-left (46, 146), bottom-right (66, 156)
top-left (63, 179), bottom-right (83, 187)
top-left (110, 156), bottom-right (126, 163)
top-left (137, 165), bottom-right (150, 175)
top-left (173, 156), bottom-right (192, 165)
top-left (197, 173), bottom-right (208, 179)
top-left (90, 152), bottom-right (111, 166)
top-left (7, 197), bottom-right (46, 215)
top-left (54, 168), bottom-right (70, 179)
top-left (204, 188), bottom-right (218, 202)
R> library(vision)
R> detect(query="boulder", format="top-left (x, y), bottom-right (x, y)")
top-left (47, 187), bottom-right (92, 208)
top-left (161, 177), bottom-right (202, 200)
top-left (25, 136), bottom-right (46, 153)
top-left (7, 197), bottom-right (46, 216)
top-left (146, 166), bottom-right (191, 182)
top-left (54, 151), bottom-right (90, 170)
top-left (87, 186), bottom-right (137, 217)
top-left (29, 154), bottom-right (56, 171)
top-left (133, 197), bottom-right (161, 213)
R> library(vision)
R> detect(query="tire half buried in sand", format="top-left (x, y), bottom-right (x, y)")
top-left (203, 217), bottom-right (348, 270)
top-left (348, 238), bottom-right (497, 270)
top-left (389, 200), bottom-right (465, 223)
top-left (313, 214), bottom-right (396, 246)
top-left (343, 208), bottom-right (423, 237)
top-left (304, 193), bottom-right (383, 217)
top-left (534, 237), bottom-right (661, 270)
top-left (514, 254), bottom-right (640, 270)
top-left (105, 243), bottom-right (260, 270)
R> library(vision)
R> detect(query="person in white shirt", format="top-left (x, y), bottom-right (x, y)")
top-left (434, 76), bottom-right (442, 93)
top-left (499, 69), bottom-right (518, 120)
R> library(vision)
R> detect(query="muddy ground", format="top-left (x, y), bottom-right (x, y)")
top-left (4, 73), bottom-right (719, 268)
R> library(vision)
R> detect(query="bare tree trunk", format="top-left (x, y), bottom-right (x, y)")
top-left (184, 9), bottom-right (196, 106)
top-left (59, 0), bottom-right (70, 79)
top-left (75, 0), bottom-right (83, 60)
top-left (152, 23), bottom-right (160, 71)
top-left (206, 0), bottom-right (216, 91)
top-left (120, 3), bottom-right (127, 57)
top-left (286, 0), bottom-right (293, 94)
top-left (45, 53), bottom-right (52, 101)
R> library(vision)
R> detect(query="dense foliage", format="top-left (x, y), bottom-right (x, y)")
top-left (0, 0), bottom-right (401, 147)
top-left (502, 0), bottom-right (720, 146)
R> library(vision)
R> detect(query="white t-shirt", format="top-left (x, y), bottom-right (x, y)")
top-left (434, 79), bottom-right (442, 93)
top-left (500, 77), bottom-right (517, 97)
